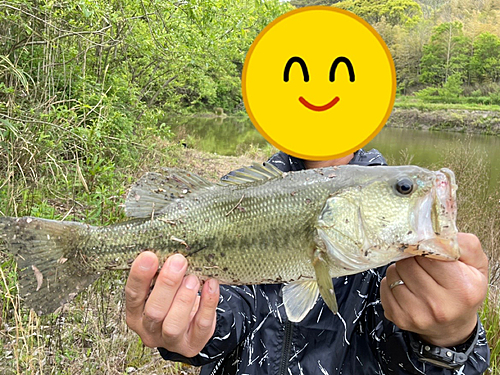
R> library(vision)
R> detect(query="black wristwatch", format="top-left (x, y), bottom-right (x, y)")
top-left (408, 317), bottom-right (479, 370)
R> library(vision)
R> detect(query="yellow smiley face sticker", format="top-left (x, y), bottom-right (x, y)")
top-left (242, 6), bottom-right (396, 161)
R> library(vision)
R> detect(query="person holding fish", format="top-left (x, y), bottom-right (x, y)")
top-left (125, 149), bottom-right (490, 374)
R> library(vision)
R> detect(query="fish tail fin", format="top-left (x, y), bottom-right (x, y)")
top-left (0, 216), bottom-right (99, 315)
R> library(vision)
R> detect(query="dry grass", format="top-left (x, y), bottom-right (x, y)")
top-left (0, 145), bottom-right (269, 375)
top-left (0, 260), bottom-right (198, 375)
top-left (1, 142), bottom-right (499, 374)
top-left (390, 138), bottom-right (500, 374)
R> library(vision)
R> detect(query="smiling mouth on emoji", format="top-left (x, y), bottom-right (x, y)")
top-left (299, 96), bottom-right (340, 111)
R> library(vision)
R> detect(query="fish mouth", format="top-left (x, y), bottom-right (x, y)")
top-left (408, 168), bottom-right (460, 260)
top-left (299, 96), bottom-right (340, 111)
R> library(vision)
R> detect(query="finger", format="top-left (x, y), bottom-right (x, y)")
top-left (385, 263), bottom-right (408, 296)
top-left (190, 295), bottom-right (201, 321)
top-left (457, 233), bottom-right (488, 274)
top-left (381, 267), bottom-right (424, 332)
top-left (187, 279), bottom-right (219, 348)
top-left (125, 251), bottom-right (159, 328)
top-left (394, 257), bottom-right (441, 297)
top-left (143, 254), bottom-right (188, 334)
top-left (380, 275), bottom-right (406, 325)
top-left (161, 274), bottom-right (200, 344)
top-left (383, 265), bottom-right (419, 321)
top-left (412, 253), bottom-right (486, 292)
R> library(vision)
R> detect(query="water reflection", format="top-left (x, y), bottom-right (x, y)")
top-left (368, 128), bottom-right (500, 167)
top-left (168, 116), bottom-right (270, 156)
top-left (168, 116), bottom-right (500, 188)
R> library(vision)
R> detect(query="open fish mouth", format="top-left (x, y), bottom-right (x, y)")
top-left (410, 168), bottom-right (460, 260)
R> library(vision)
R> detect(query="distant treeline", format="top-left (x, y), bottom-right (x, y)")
top-left (1, 0), bottom-right (500, 119)
top-left (295, 0), bottom-right (500, 104)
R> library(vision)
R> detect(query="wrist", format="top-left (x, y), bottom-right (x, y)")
top-left (418, 315), bottom-right (478, 347)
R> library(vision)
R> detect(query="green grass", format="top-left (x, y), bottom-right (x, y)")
top-left (0, 108), bottom-right (192, 373)
top-left (481, 287), bottom-right (500, 374)
top-left (0, 120), bottom-right (499, 373)
top-left (395, 96), bottom-right (500, 112)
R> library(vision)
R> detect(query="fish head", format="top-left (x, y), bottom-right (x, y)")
top-left (317, 166), bottom-right (459, 272)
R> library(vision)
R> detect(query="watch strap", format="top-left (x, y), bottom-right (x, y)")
top-left (407, 316), bottom-right (479, 370)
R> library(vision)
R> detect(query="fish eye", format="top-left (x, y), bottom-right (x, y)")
top-left (395, 178), bottom-right (415, 196)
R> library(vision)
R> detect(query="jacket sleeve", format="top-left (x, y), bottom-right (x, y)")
top-left (362, 272), bottom-right (490, 374)
top-left (158, 284), bottom-right (257, 366)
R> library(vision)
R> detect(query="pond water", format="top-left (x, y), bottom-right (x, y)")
top-left (169, 116), bottom-right (500, 189)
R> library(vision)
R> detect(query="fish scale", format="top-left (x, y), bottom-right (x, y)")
top-left (0, 163), bottom-right (459, 320)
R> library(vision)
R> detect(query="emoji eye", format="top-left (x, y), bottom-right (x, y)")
top-left (329, 57), bottom-right (355, 82)
top-left (284, 56), bottom-right (309, 82)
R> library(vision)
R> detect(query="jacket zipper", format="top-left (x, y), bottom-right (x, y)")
top-left (278, 321), bottom-right (294, 375)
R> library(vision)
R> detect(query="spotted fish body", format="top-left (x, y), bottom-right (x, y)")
top-left (0, 163), bottom-right (459, 320)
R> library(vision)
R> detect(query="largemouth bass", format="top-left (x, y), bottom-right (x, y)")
top-left (0, 163), bottom-right (459, 321)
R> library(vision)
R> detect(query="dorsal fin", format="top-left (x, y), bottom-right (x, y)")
top-left (125, 169), bottom-right (215, 218)
top-left (221, 162), bottom-right (283, 185)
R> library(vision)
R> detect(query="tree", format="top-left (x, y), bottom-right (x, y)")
top-left (391, 20), bottom-right (434, 91)
top-left (419, 21), bottom-right (471, 85)
top-left (439, 71), bottom-right (463, 101)
top-left (470, 32), bottom-right (500, 83)
top-left (336, 0), bottom-right (422, 26)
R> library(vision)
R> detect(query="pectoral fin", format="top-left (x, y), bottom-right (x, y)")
top-left (313, 249), bottom-right (338, 315)
top-left (283, 279), bottom-right (319, 322)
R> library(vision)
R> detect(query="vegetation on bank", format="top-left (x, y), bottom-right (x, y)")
top-left (395, 97), bottom-right (500, 112)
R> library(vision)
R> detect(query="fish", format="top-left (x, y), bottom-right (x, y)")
top-left (0, 163), bottom-right (460, 321)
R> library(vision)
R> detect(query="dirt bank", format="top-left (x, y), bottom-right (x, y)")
top-left (387, 107), bottom-right (500, 135)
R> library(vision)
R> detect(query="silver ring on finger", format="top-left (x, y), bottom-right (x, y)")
top-left (389, 279), bottom-right (405, 290)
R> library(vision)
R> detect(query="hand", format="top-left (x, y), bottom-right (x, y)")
top-left (125, 252), bottom-right (220, 357)
top-left (380, 233), bottom-right (488, 347)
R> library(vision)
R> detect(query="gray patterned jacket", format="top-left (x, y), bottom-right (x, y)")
top-left (159, 149), bottom-right (490, 375)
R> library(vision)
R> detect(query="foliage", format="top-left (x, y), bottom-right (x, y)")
top-left (335, 0), bottom-right (423, 26)
top-left (470, 32), bottom-right (500, 84)
top-left (0, 0), bottom-right (291, 119)
top-left (439, 72), bottom-right (464, 101)
top-left (415, 72), bottom-right (464, 102)
top-left (290, 0), bottom-right (343, 6)
top-left (332, 0), bottom-right (500, 101)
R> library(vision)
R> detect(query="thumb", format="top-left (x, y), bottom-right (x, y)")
top-left (457, 233), bottom-right (488, 278)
